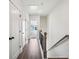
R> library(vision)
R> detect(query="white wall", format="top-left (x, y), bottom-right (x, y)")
top-left (40, 16), bottom-right (47, 34)
top-left (47, 0), bottom-right (69, 58)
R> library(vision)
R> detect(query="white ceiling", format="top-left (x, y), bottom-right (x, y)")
top-left (21, 0), bottom-right (60, 16)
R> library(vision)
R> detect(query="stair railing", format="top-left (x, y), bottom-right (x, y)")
top-left (47, 35), bottom-right (69, 51)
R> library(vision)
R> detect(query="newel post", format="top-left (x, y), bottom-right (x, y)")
top-left (43, 32), bottom-right (47, 58)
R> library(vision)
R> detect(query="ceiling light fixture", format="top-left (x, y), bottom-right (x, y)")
top-left (30, 5), bottom-right (38, 10)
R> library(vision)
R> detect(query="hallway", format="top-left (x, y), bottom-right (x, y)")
top-left (17, 38), bottom-right (43, 59)
top-left (9, 0), bottom-right (69, 59)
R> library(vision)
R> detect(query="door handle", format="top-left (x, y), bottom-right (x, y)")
top-left (9, 37), bottom-right (14, 40)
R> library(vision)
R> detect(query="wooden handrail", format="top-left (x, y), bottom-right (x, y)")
top-left (48, 35), bottom-right (69, 51)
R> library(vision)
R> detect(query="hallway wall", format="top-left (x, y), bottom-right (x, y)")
top-left (40, 16), bottom-right (47, 34)
top-left (47, 0), bottom-right (69, 58)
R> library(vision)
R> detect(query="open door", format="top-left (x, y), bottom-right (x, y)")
top-left (22, 19), bottom-right (26, 47)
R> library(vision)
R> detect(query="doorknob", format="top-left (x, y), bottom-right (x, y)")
top-left (9, 37), bottom-right (14, 40)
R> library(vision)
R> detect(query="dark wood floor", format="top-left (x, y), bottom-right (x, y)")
top-left (17, 38), bottom-right (42, 59)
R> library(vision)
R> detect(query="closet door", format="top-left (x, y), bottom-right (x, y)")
top-left (9, 2), bottom-right (20, 59)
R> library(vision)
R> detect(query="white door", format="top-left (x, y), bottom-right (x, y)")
top-left (9, 2), bottom-right (20, 59)
top-left (22, 20), bottom-right (26, 47)
top-left (19, 15), bottom-right (23, 53)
